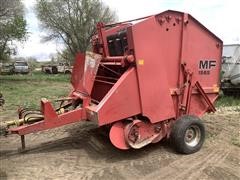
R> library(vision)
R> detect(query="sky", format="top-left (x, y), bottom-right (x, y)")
top-left (17, 0), bottom-right (240, 61)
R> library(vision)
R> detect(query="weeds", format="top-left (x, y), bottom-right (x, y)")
top-left (216, 95), bottom-right (240, 107)
top-left (0, 72), bottom-right (71, 110)
top-left (0, 71), bottom-right (70, 83)
top-left (231, 136), bottom-right (240, 147)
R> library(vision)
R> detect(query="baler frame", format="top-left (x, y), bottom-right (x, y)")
top-left (2, 10), bottom-right (222, 153)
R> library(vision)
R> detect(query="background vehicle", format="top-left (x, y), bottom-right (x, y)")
top-left (42, 63), bottom-right (72, 74)
top-left (13, 61), bottom-right (30, 74)
top-left (0, 63), bottom-right (14, 75)
top-left (221, 44), bottom-right (240, 96)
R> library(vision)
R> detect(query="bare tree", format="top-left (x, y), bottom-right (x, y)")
top-left (36, 0), bottom-right (117, 61)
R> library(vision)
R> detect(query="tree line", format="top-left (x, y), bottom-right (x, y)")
top-left (0, 0), bottom-right (117, 63)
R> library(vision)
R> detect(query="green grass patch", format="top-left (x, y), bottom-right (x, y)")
top-left (216, 95), bottom-right (240, 107)
top-left (0, 71), bottom-right (70, 83)
top-left (0, 72), bottom-right (71, 111)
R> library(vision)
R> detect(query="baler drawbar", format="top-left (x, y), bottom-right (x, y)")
top-left (1, 10), bottom-right (222, 154)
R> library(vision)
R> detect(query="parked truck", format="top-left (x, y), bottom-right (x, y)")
top-left (0, 61), bottom-right (29, 75)
top-left (41, 62), bottom-right (72, 74)
top-left (221, 44), bottom-right (240, 96)
top-left (0, 63), bottom-right (14, 75)
top-left (13, 61), bottom-right (30, 74)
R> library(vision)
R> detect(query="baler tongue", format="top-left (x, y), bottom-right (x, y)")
top-left (71, 52), bottom-right (102, 95)
top-left (1, 52), bottom-right (103, 150)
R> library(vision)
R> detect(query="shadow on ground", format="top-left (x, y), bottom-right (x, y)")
top-left (0, 122), bottom-right (175, 163)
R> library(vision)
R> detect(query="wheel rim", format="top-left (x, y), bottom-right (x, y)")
top-left (184, 125), bottom-right (201, 147)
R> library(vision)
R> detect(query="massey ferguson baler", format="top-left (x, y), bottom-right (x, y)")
top-left (2, 10), bottom-right (222, 154)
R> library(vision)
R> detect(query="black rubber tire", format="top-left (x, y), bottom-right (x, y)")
top-left (170, 115), bottom-right (205, 154)
top-left (64, 70), bottom-right (71, 74)
top-left (52, 66), bottom-right (58, 74)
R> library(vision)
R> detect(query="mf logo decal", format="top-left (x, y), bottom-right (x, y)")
top-left (198, 60), bottom-right (216, 75)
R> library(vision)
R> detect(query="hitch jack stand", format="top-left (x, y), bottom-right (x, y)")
top-left (21, 135), bottom-right (25, 150)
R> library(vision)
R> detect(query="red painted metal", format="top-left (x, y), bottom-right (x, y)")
top-left (71, 52), bottom-right (102, 95)
top-left (109, 121), bottom-right (130, 150)
top-left (10, 99), bottom-right (85, 135)
top-left (124, 120), bottom-right (168, 149)
top-left (195, 81), bottom-right (216, 112)
top-left (71, 53), bottom-right (85, 93)
top-left (8, 10), bottom-right (222, 150)
top-left (87, 67), bottom-right (141, 126)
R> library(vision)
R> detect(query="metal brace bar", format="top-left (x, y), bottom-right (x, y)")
top-left (195, 81), bottom-right (216, 112)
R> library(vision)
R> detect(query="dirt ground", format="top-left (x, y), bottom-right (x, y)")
top-left (0, 107), bottom-right (239, 180)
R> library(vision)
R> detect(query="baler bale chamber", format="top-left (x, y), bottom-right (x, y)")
top-left (3, 10), bottom-right (222, 154)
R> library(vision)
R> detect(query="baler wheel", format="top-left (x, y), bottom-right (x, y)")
top-left (170, 115), bottom-right (205, 154)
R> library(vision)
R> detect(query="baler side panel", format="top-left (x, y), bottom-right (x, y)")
top-left (83, 53), bottom-right (102, 95)
top-left (180, 16), bottom-right (222, 87)
top-left (179, 15), bottom-right (222, 116)
top-left (96, 67), bottom-right (141, 126)
top-left (153, 11), bottom-right (185, 117)
top-left (154, 11), bottom-right (184, 88)
top-left (71, 52), bottom-right (102, 95)
top-left (71, 53), bottom-right (85, 93)
top-left (132, 17), bottom-right (176, 123)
